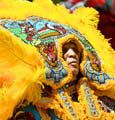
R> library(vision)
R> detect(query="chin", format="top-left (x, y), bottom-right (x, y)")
top-left (71, 68), bottom-right (78, 76)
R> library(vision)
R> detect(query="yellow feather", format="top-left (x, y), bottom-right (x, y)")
top-left (0, 27), bottom-right (45, 120)
top-left (0, 0), bottom-right (115, 119)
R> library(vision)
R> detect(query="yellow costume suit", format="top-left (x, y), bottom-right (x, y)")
top-left (0, 0), bottom-right (115, 119)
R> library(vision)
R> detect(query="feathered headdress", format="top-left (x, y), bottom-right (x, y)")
top-left (0, 0), bottom-right (115, 119)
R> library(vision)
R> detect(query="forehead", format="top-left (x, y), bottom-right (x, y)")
top-left (63, 42), bottom-right (76, 48)
top-left (63, 42), bottom-right (79, 54)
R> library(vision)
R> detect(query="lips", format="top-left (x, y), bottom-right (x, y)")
top-left (68, 61), bottom-right (77, 66)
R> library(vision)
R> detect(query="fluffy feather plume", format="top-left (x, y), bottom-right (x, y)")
top-left (73, 7), bottom-right (99, 28)
top-left (0, 0), bottom-right (115, 119)
top-left (0, 27), bottom-right (45, 120)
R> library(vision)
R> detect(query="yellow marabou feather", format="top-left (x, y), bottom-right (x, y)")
top-left (0, 0), bottom-right (115, 120)
top-left (0, 26), bottom-right (45, 119)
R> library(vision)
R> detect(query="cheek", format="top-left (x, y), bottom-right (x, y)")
top-left (76, 55), bottom-right (80, 62)
top-left (66, 58), bottom-right (71, 64)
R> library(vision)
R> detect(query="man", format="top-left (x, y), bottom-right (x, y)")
top-left (63, 41), bottom-right (115, 117)
top-left (0, 0), bottom-right (115, 119)
top-left (9, 41), bottom-right (81, 120)
top-left (9, 39), bottom-right (115, 120)
top-left (63, 41), bottom-right (80, 77)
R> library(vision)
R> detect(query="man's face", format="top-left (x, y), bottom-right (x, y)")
top-left (63, 42), bottom-right (80, 76)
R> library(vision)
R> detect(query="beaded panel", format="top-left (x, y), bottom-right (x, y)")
top-left (0, 16), bottom-right (114, 85)
top-left (83, 82), bottom-right (99, 117)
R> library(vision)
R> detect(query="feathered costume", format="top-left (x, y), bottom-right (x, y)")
top-left (0, 0), bottom-right (115, 120)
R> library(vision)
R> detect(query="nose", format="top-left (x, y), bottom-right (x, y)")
top-left (67, 48), bottom-right (76, 58)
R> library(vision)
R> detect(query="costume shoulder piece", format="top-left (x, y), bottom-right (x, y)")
top-left (0, 0), bottom-right (115, 119)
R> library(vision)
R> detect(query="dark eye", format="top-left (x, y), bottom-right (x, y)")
top-left (71, 46), bottom-right (78, 54)
top-left (63, 46), bottom-right (69, 55)
top-left (62, 41), bottom-right (81, 60)
top-left (63, 42), bottom-right (78, 54)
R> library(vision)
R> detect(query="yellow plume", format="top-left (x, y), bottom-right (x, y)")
top-left (0, 26), bottom-right (45, 120)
